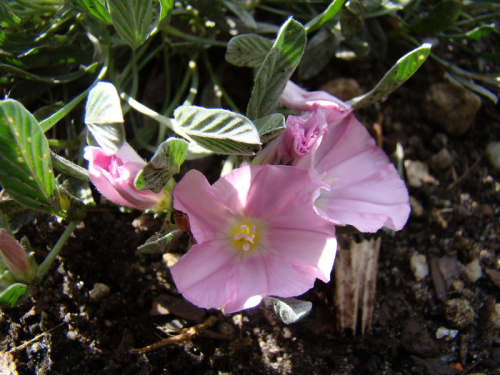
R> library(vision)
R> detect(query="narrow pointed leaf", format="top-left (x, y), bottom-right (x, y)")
top-left (225, 34), bottom-right (273, 68)
top-left (85, 81), bottom-right (125, 155)
top-left (135, 138), bottom-right (188, 193)
top-left (175, 106), bottom-right (261, 155)
top-left (0, 100), bottom-right (61, 216)
top-left (305, 0), bottom-right (346, 33)
top-left (349, 43), bottom-right (431, 109)
top-left (246, 18), bottom-right (306, 120)
top-left (108, 0), bottom-right (154, 48)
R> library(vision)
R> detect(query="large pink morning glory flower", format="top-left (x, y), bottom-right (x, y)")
top-left (170, 164), bottom-right (337, 313)
top-left (271, 81), bottom-right (410, 233)
top-left (84, 143), bottom-right (164, 210)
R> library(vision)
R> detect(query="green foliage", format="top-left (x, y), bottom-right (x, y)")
top-left (246, 18), bottom-right (306, 120)
top-left (0, 283), bottom-right (28, 308)
top-left (0, 100), bottom-right (62, 216)
top-left (349, 43), bottom-right (432, 108)
top-left (225, 34), bottom-right (274, 68)
top-left (135, 138), bottom-right (188, 193)
top-left (84, 82), bottom-right (125, 155)
top-left (174, 106), bottom-right (261, 155)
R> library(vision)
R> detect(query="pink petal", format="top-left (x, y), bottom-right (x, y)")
top-left (173, 170), bottom-right (234, 243)
top-left (297, 113), bottom-right (410, 232)
top-left (224, 252), bottom-right (320, 313)
top-left (266, 228), bottom-right (337, 282)
top-left (243, 165), bottom-right (321, 219)
top-left (280, 81), bottom-right (351, 118)
top-left (170, 240), bottom-right (238, 309)
top-left (315, 164), bottom-right (410, 232)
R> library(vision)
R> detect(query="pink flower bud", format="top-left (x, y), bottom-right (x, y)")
top-left (0, 229), bottom-right (31, 275)
top-left (83, 143), bottom-right (164, 210)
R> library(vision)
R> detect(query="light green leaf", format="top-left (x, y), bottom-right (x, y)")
top-left (175, 106), bottom-right (261, 155)
top-left (225, 34), bottom-right (274, 68)
top-left (246, 18), bottom-right (306, 120)
top-left (443, 24), bottom-right (496, 40)
top-left (0, 100), bottom-right (62, 216)
top-left (0, 1), bottom-right (21, 27)
top-left (409, 0), bottom-right (462, 35)
top-left (0, 282), bottom-right (28, 307)
top-left (135, 138), bottom-right (188, 193)
top-left (159, 0), bottom-right (174, 20)
top-left (305, 0), bottom-right (346, 33)
top-left (85, 81), bottom-right (125, 155)
top-left (108, 0), bottom-right (154, 48)
top-left (67, 0), bottom-right (112, 24)
top-left (349, 43), bottom-right (431, 109)
top-left (254, 113), bottom-right (286, 143)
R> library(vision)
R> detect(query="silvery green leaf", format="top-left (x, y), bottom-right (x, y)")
top-left (134, 138), bottom-right (188, 193)
top-left (85, 81), bottom-right (125, 155)
top-left (225, 34), bottom-right (273, 68)
top-left (137, 230), bottom-right (183, 253)
top-left (263, 297), bottom-right (312, 324)
top-left (246, 17), bottom-right (306, 120)
top-left (349, 43), bottom-right (431, 108)
top-left (174, 106), bottom-right (261, 155)
top-left (108, 0), bottom-right (153, 48)
top-left (254, 113), bottom-right (285, 143)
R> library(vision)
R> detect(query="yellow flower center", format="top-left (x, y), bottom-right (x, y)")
top-left (232, 223), bottom-right (258, 252)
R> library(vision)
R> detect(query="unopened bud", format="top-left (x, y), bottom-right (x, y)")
top-left (0, 229), bottom-right (31, 275)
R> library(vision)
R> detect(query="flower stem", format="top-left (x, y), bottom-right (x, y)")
top-left (36, 221), bottom-right (79, 279)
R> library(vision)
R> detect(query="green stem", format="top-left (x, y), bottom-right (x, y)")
top-left (201, 50), bottom-right (241, 113)
top-left (36, 221), bottom-right (79, 279)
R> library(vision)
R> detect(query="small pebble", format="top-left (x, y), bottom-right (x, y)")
top-left (410, 252), bottom-right (429, 282)
top-left (422, 81), bottom-right (481, 136)
top-left (444, 298), bottom-right (474, 329)
top-left (89, 283), bottom-right (110, 302)
top-left (465, 258), bottom-right (483, 283)
top-left (430, 148), bottom-right (454, 170)
top-left (486, 141), bottom-right (500, 171)
top-left (435, 326), bottom-right (459, 340)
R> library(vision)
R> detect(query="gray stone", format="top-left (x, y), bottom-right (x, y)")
top-left (486, 141), bottom-right (500, 171)
top-left (430, 148), bottom-right (454, 170)
top-left (422, 82), bottom-right (481, 136)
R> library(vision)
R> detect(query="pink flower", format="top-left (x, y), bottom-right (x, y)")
top-left (0, 229), bottom-right (32, 276)
top-left (253, 108), bottom-right (328, 165)
top-left (280, 81), bottom-right (351, 118)
top-left (295, 112), bottom-right (410, 232)
top-left (170, 164), bottom-right (337, 313)
top-left (279, 82), bottom-right (410, 232)
top-left (83, 143), bottom-right (163, 210)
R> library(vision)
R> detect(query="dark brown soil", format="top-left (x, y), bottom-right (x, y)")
top-left (1, 52), bottom-right (500, 375)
